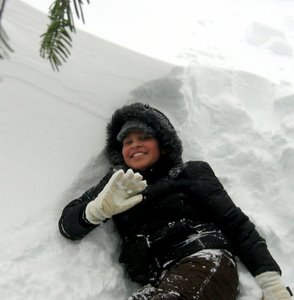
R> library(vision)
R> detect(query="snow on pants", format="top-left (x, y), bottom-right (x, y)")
top-left (128, 249), bottom-right (239, 300)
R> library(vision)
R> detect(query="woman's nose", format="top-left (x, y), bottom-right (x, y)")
top-left (132, 139), bottom-right (142, 147)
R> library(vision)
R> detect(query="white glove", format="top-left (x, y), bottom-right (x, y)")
top-left (256, 272), bottom-right (292, 300)
top-left (85, 169), bottom-right (147, 224)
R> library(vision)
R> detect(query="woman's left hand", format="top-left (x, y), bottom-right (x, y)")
top-left (256, 272), bottom-right (293, 300)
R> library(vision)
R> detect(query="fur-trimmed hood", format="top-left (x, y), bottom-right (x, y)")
top-left (105, 103), bottom-right (183, 168)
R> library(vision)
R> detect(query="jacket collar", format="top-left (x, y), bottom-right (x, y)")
top-left (135, 158), bottom-right (173, 184)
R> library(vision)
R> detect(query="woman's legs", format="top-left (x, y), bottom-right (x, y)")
top-left (129, 249), bottom-right (239, 300)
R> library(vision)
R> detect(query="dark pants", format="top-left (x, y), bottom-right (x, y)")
top-left (129, 249), bottom-right (239, 300)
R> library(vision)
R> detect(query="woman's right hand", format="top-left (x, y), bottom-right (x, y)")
top-left (85, 169), bottom-right (147, 224)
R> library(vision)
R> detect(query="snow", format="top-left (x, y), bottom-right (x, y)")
top-left (1, 0), bottom-right (294, 299)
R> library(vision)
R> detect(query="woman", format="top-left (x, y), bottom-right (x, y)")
top-left (59, 103), bottom-right (292, 300)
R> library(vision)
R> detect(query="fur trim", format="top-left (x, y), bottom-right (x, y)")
top-left (105, 103), bottom-right (183, 167)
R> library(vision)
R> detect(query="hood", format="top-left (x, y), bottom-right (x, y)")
top-left (105, 103), bottom-right (183, 167)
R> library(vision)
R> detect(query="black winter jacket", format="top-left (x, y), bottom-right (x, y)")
top-left (59, 160), bottom-right (281, 284)
top-left (58, 103), bottom-right (281, 285)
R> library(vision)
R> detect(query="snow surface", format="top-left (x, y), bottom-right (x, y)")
top-left (1, 0), bottom-right (294, 299)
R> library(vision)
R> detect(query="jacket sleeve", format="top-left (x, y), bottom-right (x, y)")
top-left (185, 161), bottom-right (282, 276)
top-left (58, 169), bottom-right (114, 240)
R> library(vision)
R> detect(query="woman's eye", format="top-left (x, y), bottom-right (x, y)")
top-left (123, 139), bottom-right (132, 145)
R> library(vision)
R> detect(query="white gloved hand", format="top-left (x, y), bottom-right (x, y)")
top-left (85, 169), bottom-right (147, 224)
top-left (256, 272), bottom-right (292, 300)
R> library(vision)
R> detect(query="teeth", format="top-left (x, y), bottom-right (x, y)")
top-left (133, 152), bottom-right (144, 158)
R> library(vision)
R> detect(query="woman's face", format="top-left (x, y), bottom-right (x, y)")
top-left (122, 131), bottom-right (161, 171)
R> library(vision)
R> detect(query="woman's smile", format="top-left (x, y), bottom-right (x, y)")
top-left (122, 132), bottom-right (160, 171)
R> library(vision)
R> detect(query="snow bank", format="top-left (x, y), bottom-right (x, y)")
top-left (245, 22), bottom-right (293, 56)
top-left (1, 1), bottom-right (293, 299)
top-left (0, 0), bottom-right (171, 231)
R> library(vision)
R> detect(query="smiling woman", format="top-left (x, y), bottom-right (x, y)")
top-left (58, 102), bottom-right (291, 300)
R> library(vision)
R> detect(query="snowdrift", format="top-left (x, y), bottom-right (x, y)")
top-left (1, 1), bottom-right (293, 299)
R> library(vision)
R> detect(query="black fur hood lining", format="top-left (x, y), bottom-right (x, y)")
top-left (105, 103), bottom-right (183, 167)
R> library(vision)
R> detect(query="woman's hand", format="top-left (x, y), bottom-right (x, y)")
top-left (85, 169), bottom-right (147, 224)
top-left (256, 272), bottom-right (293, 300)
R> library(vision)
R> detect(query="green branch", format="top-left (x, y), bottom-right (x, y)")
top-left (40, 0), bottom-right (90, 71)
top-left (0, 0), bottom-right (14, 59)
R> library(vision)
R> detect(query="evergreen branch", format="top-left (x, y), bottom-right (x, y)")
top-left (0, 0), bottom-right (6, 20)
top-left (73, 0), bottom-right (89, 23)
top-left (40, 0), bottom-right (90, 71)
top-left (0, 0), bottom-right (14, 59)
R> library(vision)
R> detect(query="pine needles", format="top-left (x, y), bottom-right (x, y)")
top-left (0, 0), bottom-right (13, 59)
top-left (40, 0), bottom-right (90, 71)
